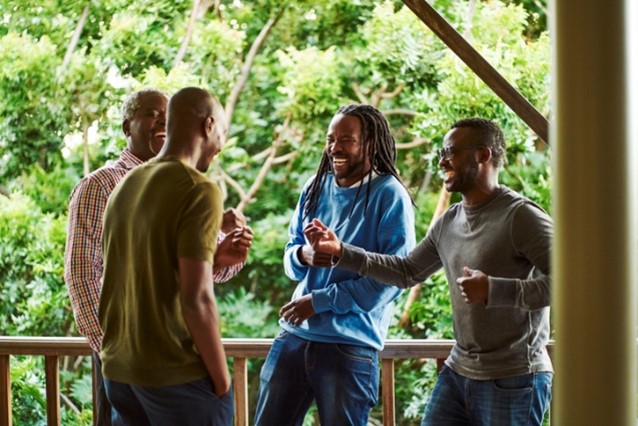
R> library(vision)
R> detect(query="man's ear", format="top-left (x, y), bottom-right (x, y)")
top-left (204, 115), bottom-right (215, 135)
top-left (478, 146), bottom-right (492, 164)
top-left (122, 119), bottom-right (130, 137)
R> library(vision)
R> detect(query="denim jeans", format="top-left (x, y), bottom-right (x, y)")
top-left (92, 352), bottom-right (112, 426)
top-left (422, 366), bottom-right (552, 426)
top-left (104, 376), bottom-right (234, 426)
top-left (254, 330), bottom-right (379, 426)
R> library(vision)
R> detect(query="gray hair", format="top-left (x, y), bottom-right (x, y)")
top-left (121, 88), bottom-right (170, 121)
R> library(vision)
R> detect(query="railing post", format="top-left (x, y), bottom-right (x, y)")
top-left (233, 357), bottom-right (248, 426)
top-left (0, 355), bottom-right (11, 426)
top-left (92, 355), bottom-right (98, 426)
top-left (381, 358), bottom-right (395, 426)
top-left (45, 355), bottom-right (60, 426)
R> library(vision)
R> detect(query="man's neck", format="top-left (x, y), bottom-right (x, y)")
top-left (462, 181), bottom-right (500, 207)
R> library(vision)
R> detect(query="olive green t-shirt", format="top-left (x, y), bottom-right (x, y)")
top-left (99, 156), bottom-right (222, 386)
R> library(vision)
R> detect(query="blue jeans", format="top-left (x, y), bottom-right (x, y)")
top-left (422, 366), bottom-right (552, 426)
top-left (104, 376), bottom-right (234, 426)
top-left (254, 330), bottom-right (379, 426)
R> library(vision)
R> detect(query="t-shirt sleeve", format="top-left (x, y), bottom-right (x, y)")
top-left (177, 182), bottom-right (222, 262)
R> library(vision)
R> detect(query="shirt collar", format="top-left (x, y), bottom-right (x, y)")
top-left (334, 171), bottom-right (379, 188)
top-left (120, 149), bottom-right (145, 170)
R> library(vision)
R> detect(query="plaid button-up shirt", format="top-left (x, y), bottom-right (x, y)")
top-left (64, 149), bottom-right (243, 353)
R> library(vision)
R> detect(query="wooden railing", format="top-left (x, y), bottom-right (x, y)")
top-left (0, 337), bottom-right (553, 426)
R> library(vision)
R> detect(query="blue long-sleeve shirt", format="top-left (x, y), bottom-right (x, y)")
top-left (282, 173), bottom-right (415, 350)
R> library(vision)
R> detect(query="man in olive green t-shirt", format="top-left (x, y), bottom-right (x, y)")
top-left (99, 87), bottom-right (233, 425)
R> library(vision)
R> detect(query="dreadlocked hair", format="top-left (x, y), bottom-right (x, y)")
top-left (303, 104), bottom-right (412, 220)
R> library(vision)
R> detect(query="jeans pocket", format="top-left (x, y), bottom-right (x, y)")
top-left (334, 343), bottom-right (376, 363)
top-left (212, 386), bottom-right (234, 426)
top-left (275, 329), bottom-right (289, 340)
top-left (492, 373), bottom-right (534, 392)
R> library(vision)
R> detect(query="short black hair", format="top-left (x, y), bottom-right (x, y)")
top-left (451, 118), bottom-right (506, 168)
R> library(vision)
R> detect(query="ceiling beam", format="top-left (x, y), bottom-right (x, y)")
top-left (402, 0), bottom-right (549, 144)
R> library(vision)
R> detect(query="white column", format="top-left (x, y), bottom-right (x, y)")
top-left (551, 0), bottom-right (635, 424)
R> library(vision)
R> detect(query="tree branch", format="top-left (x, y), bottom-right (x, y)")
top-left (396, 137), bottom-right (429, 150)
top-left (61, 4), bottom-right (90, 72)
top-left (236, 115), bottom-right (291, 212)
top-left (383, 108), bottom-right (418, 117)
top-left (173, 0), bottom-right (203, 67)
top-left (60, 392), bottom-right (80, 415)
top-left (0, 185), bottom-right (10, 198)
top-left (351, 82), bottom-right (369, 104)
top-left (272, 151), bottom-right (298, 165)
top-left (380, 82), bottom-right (405, 99)
top-left (218, 167), bottom-right (247, 200)
top-left (225, 11), bottom-right (282, 125)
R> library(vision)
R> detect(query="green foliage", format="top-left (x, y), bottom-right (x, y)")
top-left (0, 193), bottom-right (69, 336)
top-left (218, 287), bottom-right (280, 338)
top-left (0, 33), bottom-right (71, 182)
top-left (11, 357), bottom-right (46, 425)
top-left (9, 164), bottom-right (79, 214)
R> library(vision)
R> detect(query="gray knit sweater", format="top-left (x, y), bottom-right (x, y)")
top-left (337, 185), bottom-right (553, 379)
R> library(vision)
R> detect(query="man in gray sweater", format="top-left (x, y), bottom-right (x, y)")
top-left (303, 118), bottom-right (553, 426)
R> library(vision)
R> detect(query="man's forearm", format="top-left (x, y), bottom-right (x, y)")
top-left (181, 294), bottom-right (231, 396)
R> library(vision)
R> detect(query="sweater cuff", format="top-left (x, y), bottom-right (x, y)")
top-left (289, 244), bottom-right (306, 268)
top-left (311, 288), bottom-right (332, 314)
top-left (335, 243), bottom-right (367, 273)
top-left (487, 277), bottom-right (517, 308)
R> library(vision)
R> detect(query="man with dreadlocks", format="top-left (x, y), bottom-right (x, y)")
top-left (254, 104), bottom-right (416, 425)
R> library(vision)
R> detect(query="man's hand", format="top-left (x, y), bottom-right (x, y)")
top-left (221, 208), bottom-right (246, 234)
top-left (302, 219), bottom-right (342, 257)
top-left (298, 244), bottom-right (333, 267)
top-left (456, 267), bottom-right (489, 304)
top-left (213, 226), bottom-right (254, 272)
top-left (280, 294), bottom-right (315, 326)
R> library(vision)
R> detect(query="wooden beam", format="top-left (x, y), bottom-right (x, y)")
top-left (402, 0), bottom-right (549, 144)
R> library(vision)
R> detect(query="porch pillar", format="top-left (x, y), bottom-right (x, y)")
top-left (551, 0), bottom-right (636, 424)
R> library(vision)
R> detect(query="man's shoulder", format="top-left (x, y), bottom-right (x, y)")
top-left (372, 174), bottom-right (411, 200)
top-left (498, 186), bottom-right (549, 215)
top-left (71, 162), bottom-right (129, 199)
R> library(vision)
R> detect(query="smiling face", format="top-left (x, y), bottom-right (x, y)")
top-left (123, 91), bottom-right (169, 161)
top-left (326, 114), bottom-right (371, 187)
top-left (439, 127), bottom-right (484, 194)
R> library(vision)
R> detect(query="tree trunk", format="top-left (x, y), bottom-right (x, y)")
top-left (82, 122), bottom-right (90, 176)
top-left (398, 184), bottom-right (451, 328)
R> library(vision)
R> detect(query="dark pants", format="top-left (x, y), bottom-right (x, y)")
top-left (422, 366), bottom-right (552, 426)
top-left (104, 376), bottom-right (234, 426)
top-left (254, 331), bottom-right (379, 426)
top-left (93, 352), bottom-right (112, 426)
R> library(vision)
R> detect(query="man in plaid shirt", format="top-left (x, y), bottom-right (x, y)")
top-left (64, 88), bottom-right (252, 425)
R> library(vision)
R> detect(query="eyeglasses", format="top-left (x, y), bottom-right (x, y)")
top-left (437, 145), bottom-right (487, 161)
